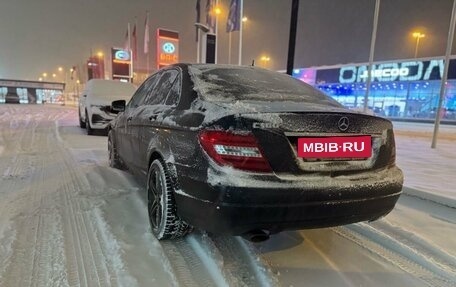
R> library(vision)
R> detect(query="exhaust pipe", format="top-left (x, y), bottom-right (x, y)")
top-left (242, 229), bottom-right (270, 243)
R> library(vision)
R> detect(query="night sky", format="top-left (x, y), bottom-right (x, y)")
top-left (0, 0), bottom-right (454, 80)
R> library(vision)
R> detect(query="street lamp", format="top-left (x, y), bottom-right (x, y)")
top-left (242, 16), bottom-right (248, 22)
top-left (260, 56), bottom-right (271, 68)
top-left (412, 32), bottom-right (425, 58)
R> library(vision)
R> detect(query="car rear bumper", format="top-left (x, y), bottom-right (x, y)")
top-left (174, 166), bottom-right (403, 235)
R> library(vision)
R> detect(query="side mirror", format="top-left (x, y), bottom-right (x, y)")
top-left (111, 100), bottom-right (126, 113)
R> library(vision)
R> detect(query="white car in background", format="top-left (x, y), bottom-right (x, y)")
top-left (79, 79), bottom-right (136, 135)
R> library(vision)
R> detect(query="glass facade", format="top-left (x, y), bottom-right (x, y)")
top-left (0, 87), bottom-right (6, 103)
top-left (293, 58), bottom-right (456, 121)
top-left (0, 80), bottom-right (65, 105)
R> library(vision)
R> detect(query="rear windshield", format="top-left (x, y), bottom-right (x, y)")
top-left (189, 65), bottom-right (342, 107)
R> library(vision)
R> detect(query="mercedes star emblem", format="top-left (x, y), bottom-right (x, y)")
top-left (338, 117), bottom-right (350, 131)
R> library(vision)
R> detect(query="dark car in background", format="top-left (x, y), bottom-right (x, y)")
top-left (108, 64), bottom-right (403, 241)
top-left (5, 92), bottom-right (20, 104)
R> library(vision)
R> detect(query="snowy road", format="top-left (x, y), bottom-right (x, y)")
top-left (0, 105), bottom-right (454, 287)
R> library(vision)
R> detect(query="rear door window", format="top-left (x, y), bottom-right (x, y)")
top-left (144, 70), bottom-right (179, 105)
top-left (127, 74), bottom-right (159, 109)
top-left (164, 73), bottom-right (181, 106)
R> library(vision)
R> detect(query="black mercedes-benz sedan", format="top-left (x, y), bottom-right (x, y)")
top-left (108, 64), bottom-right (403, 241)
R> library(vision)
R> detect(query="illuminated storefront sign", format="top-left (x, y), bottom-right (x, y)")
top-left (157, 29), bottom-right (179, 69)
top-left (114, 50), bottom-right (131, 63)
top-left (338, 60), bottom-right (444, 83)
top-left (111, 48), bottom-right (132, 82)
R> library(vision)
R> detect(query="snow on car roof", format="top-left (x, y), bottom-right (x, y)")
top-left (85, 79), bottom-right (137, 101)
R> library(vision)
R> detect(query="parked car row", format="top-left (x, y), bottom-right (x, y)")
top-left (80, 64), bottom-right (403, 242)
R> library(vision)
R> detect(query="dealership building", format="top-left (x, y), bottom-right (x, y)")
top-left (292, 56), bottom-right (456, 121)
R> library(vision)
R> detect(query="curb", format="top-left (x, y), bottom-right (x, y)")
top-left (402, 186), bottom-right (456, 209)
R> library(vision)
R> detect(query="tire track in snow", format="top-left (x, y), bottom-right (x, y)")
top-left (159, 231), bottom-right (280, 287)
top-left (161, 239), bottom-right (212, 287)
top-left (367, 219), bottom-right (456, 276)
top-left (53, 120), bottom-right (138, 286)
top-left (208, 235), bottom-right (279, 287)
top-left (0, 120), bottom-right (27, 284)
top-left (0, 106), bottom-right (137, 287)
top-left (0, 114), bottom-right (68, 287)
top-left (335, 225), bottom-right (453, 287)
top-left (0, 106), bottom-right (40, 284)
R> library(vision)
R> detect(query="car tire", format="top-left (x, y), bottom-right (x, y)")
top-left (147, 159), bottom-right (191, 240)
top-left (79, 108), bottom-right (86, 128)
top-left (108, 130), bottom-right (123, 169)
top-left (85, 112), bottom-right (94, 135)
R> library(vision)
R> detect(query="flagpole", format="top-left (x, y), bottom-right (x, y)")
top-left (196, 0), bottom-right (201, 63)
top-left (134, 17), bottom-right (138, 77)
top-left (128, 22), bottom-right (133, 82)
top-left (364, 0), bottom-right (380, 113)
top-left (432, 0), bottom-right (456, 148)
top-left (197, 29), bottom-right (201, 63)
top-left (146, 12), bottom-right (150, 76)
top-left (228, 32), bottom-right (232, 64)
top-left (215, 0), bottom-right (219, 64)
top-left (238, 0), bottom-right (243, 66)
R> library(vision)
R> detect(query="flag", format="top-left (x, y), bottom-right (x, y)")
top-left (226, 0), bottom-right (241, 32)
top-left (124, 27), bottom-right (129, 50)
top-left (206, 0), bottom-right (215, 33)
top-left (144, 12), bottom-right (150, 54)
top-left (132, 22), bottom-right (137, 60)
top-left (195, 0), bottom-right (201, 41)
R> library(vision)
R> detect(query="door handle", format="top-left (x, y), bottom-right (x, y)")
top-left (149, 115), bottom-right (158, 121)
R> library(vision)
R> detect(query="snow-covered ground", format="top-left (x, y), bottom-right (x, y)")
top-left (393, 121), bottom-right (456, 203)
top-left (0, 105), bottom-right (454, 287)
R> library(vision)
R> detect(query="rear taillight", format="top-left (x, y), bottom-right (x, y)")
top-left (199, 130), bottom-right (272, 173)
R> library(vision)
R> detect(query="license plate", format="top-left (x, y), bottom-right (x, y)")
top-left (297, 136), bottom-right (372, 158)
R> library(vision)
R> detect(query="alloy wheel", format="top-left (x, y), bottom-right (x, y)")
top-left (148, 166), bottom-right (164, 231)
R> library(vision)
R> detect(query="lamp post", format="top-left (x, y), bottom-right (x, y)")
top-left (214, 4), bottom-right (221, 64)
top-left (57, 66), bottom-right (69, 104)
top-left (412, 32), bottom-right (425, 58)
top-left (97, 51), bottom-right (105, 79)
